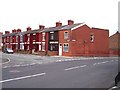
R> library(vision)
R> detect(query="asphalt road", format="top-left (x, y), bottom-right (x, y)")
top-left (1, 52), bottom-right (119, 88)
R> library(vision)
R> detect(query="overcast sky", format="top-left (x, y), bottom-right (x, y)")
top-left (0, 0), bottom-right (119, 36)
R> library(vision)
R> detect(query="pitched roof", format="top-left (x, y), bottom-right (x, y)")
top-left (2, 32), bottom-right (18, 37)
top-left (2, 23), bottom-right (84, 36)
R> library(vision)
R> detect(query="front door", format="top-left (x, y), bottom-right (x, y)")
top-left (59, 43), bottom-right (62, 56)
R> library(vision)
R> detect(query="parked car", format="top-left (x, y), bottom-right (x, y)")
top-left (3, 48), bottom-right (14, 54)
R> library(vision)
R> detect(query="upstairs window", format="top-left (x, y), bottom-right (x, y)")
top-left (50, 32), bottom-right (54, 40)
top-left (63, 43), bottom-right (69, 52)
top-left (20, 35), bottom-right (24, 42)
top-left (42, 32), bottom-right (45, 41)
top-left (10, 36), bottom-right (12, 42)
top-left (7, 37), bottom-right (9, 42)
top-left (33, 34), bottom-right (36, 41)
top-left (64, 31), bottom-right (68, 39)
top-left (90, 34), bottom-right (94, 42)
top-left (42, 42), bottom-right (45, 51)
top-left (16, 35), bottom-right (18, 42)
top-left (27, 34), bottom-right (30, 42)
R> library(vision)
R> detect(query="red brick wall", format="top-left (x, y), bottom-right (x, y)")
top-left (59, 24), bottom-right (109, 56)
top-left (59, 30), bottom-right (71, 56)
top-left (90, 28), bottom-right (109, 56)
top-left (109, 32), bottom-right (120, 56)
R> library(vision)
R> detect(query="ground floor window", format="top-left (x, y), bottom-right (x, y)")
top-left (16, 44), bottom-right (18, 50)
top-left (20, 44), bottom-right (24, 50)
top-left (27, 45), bottom-right (29, 50)
top-left (63, 43), bottom-right (69, 52)
top-left (42, 42), bottom-right (45, 51)
top-left (49, 44), bottom-right (58, 51)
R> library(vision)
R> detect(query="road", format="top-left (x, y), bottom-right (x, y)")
top-left (1, 52), bottom-right (119, 88)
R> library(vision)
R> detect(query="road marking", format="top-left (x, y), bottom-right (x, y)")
top-left (0, 72), bottom-right (46, 83)
top-left (93, 60), bottom-right (117, 66)
top-left (2, 58), bottom-right (10, 65)
top-left (9, 70), bottom-right (20, 73)
top-left (3, 66), bottom-right (11, 69)
top-left (64, 65), bottom-right (87, 71)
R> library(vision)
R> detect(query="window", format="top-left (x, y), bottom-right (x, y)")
top-left (16, 44), bottom-right (18, 50)
top-left (90, 34), bottom-right (94, 42)
top-left (16, 35), bottom-right (18, 42)
top-left (50, 44), bottom-right (58, 51)
top-left (33, 34), bottom-right (36, 41)
top-left (42, 42), bottom-right (45, 51)
top-left (51, 33), bottom-right (54, 40)
top-left (10, 36), bottom-right (12, 42)
top-left (63, 43), bottom-right (69, 52)
top-left (50, 32), bottom-right (54, 40)
top-left (20, 35), bottom-right (23, 42)
top-left (42, 33), bottom-right (45, 41)
top-left (50, 44), bottom-right (53, 51)
top-left (27, 45), bottom-right (29, 50)
top-left (7, 37), bottom-right (9, 42)
top-left (27, 34), bottom-right (30, 41)
top-left (64, 32), bottom-right (68, 39)
top-left (20, 44), bottom-right (24, 50)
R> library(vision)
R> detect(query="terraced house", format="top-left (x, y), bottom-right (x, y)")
top-left (2, 20), bottom-right (109, 56)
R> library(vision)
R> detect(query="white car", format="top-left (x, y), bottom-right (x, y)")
top-left (3, 48), bottom-right (14, 54)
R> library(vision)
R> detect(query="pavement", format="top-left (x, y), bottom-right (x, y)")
top-left (1, 52), bottom-right (119, 88)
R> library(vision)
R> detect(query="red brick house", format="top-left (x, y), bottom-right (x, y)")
top-left (46, 20), bottom-right (109, 56)
top-left (2, 29), bottom-right (22, 52)
top-left (109, 31), bottom-right (120, 56)
top-left (2, 20), bottom-right (109, 56)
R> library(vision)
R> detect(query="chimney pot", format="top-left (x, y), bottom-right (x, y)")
top-left (5, 31), bottom-right (10, 34)
top-left (17, 29), bottom-right (21, 32)
top-left (68, 20), bottom-right (74, 25)
top-left (12, 29), bottom-right (17, 33)
top-left (56, 22), bottom-right (62, 27)
top-left (27, 27), bottom-right (31, 31)
top-left (39, 25), bottom-right (45, 30)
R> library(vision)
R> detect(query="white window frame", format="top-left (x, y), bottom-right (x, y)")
top-left (42, 42), bottom-right (45, 51)
top-left (90, 34), bottom-right (94, 42)
top-left (42, 32), bottom-right (45, 41)
top-left (64, 31), bottom-right (68, 39)
top-left (16, 44), bottom-right (18, 50)
top-left (63, 43), bottom-right (69, 52)
top-left (27, 34), bottom-right (30, 42)
top-left (20, 35), bottom-right (23, 42)
top-left (20, 44), bottom-right (24, 50)
top-left (16, 35), bottom-right (18, 42)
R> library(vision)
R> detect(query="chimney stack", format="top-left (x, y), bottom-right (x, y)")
top-left (27, 27), bottom-right (31, 31)
top-left (12, 29), bottom-right (17, 33)
top-left (5, 31), bottom-right (10, 34)
top-left (68, 20), bottom-right (74, 25)
top-left (39, 25), bottom-right (45, 30)
top-left (17, 29), bottom-right (21, 32)
top-left (56, 22), bottom-right (62, 27)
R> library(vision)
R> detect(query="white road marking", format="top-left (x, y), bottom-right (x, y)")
top-left (0, 72), bottom-right (46, 83)
top-left (3, 66), bottom-right (11, 68)
top-left (2, 58), bottom-right (10, 65)
top-left (93, 60), bottom-right (118, 66)
top-left (65, 65), bottom-right (87, 71)
top-left (9, 70), bottom-right (20, 73)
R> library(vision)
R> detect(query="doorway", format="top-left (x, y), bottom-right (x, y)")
top-left (59, 43), bottom-right (62, 56)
